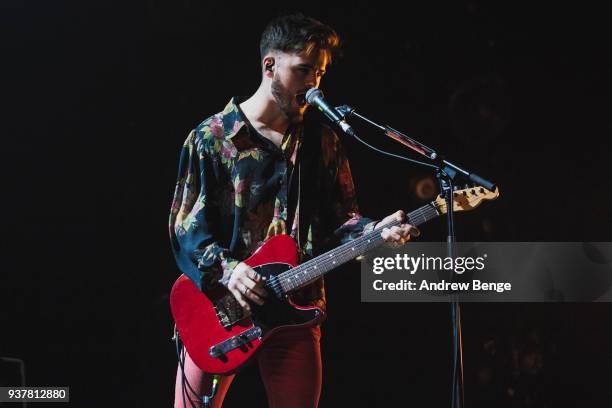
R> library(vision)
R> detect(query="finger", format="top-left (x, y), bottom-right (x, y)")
top-left (246, 284), bottom-right (268, 301)
top-left (239, 276), bottom-right (268, 298)
top-left (389, 226), bottom-right (404, 239)
top-left (395, 210), bottom-right (405, 222)
top-left (397, 225), bottom-right (411, 237)
top-left (381, 228), bottom-right (402, 242)
top-left (400, 224), bottom-right (419, 237)
top-left (382, 228), bottom-right (401, 241)
top-left (398, 224), bottom-right (419, 238)
top-left (245, 267), bottom-right (263, 283)
top-left (238, 281), bottom-right (265, 305)
top-left (230, 288), bottom-right (251, 313)
top-left (381, 227), bottom-right (391, 240)
top-left (246, 290), bottom-right (265, 305)
top-left (390, 226), bottom-right (402, 234)
top-left (240, 283), bottom-right (265, 305)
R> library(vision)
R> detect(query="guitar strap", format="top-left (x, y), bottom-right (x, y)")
top-left (288, 114), bottom-right (324, 260)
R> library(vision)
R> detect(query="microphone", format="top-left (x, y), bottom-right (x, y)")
top-left (305, 88), bottom-right (356, 137)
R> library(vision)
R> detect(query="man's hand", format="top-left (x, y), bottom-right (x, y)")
top-left (227, 262), bottom-right (268, 314)
top-left (376, 210), bottom-right (420, 245)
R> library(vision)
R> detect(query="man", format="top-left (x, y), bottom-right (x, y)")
top-left (169, 14), bottom-right (417, 408)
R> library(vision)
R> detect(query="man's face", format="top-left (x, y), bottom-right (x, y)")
top-left (269, 49), bottom-right (329, 123)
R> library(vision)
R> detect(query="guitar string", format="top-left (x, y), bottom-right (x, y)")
top-left (265, 223), bottom-right (395, 294)
top-left (266, 191), bottom-right (488, 294)
top-left (265, 205), bottom-right (439, 294)
top-left (283, 216), bottom-right (406, 275)
top-left (268, 205), bottom-right (439, 293)
top-left (267, 230), bottom-right (387, 294)
top-left (273, 217), bottom-right (404, 291)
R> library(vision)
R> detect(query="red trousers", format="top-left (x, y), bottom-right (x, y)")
top-left (175, 326), bottom-right (322, 408)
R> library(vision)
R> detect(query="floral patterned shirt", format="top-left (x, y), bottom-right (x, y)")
top-left (169, 97), bottom-right (376, 307)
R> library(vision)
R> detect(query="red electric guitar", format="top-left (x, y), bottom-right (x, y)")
top-left (170, 186), bottom-right (499, 374)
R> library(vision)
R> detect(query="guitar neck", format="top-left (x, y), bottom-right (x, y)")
top-left (277, 202), bottom-right (441, 294)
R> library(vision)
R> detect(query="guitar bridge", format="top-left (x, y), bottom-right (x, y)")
top-left (214, 294), bottom-right (246, 328)
top-left (209, 326), bottom-right (262, 358)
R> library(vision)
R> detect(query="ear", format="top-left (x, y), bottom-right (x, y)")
top-left (263, 56), bottom-right (275, 77)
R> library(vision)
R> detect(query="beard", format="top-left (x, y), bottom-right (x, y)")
top-left (271, 74), bottom-right (305, 123)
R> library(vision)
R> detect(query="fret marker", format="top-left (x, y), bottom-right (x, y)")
top-left (351, 247), bottom-right (355, 251)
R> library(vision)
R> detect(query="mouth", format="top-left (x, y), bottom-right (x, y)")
top-left (296, 91), bottom-right (307, 107)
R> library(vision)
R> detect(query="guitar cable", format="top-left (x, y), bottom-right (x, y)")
top-left (203, 376), bottom-right (220, 408)
top-left (175, 327), bottom-right (221, 408)
top-left (175, 327), bottom-right (199, 408)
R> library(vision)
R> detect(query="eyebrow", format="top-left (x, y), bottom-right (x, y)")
top-left (297, 63), bottom-right (326, 73)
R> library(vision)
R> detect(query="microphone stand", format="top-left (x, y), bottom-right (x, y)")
top-left (336, 105), bottom-right (496, 408)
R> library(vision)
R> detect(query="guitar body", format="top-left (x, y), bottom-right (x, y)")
top-left (170, 234), bottom-right (325, 375)
top-left (170, 186), bottom-right (499, 375)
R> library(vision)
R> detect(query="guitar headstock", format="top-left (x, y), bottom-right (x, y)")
top-left (434, 186), bottom-right (500, 214)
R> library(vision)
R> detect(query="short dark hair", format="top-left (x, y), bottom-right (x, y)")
top-left (260, 14), bottom-right (340, 62)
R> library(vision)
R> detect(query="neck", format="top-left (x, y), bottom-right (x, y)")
top-left (239, 84), bottom-right (290, 137)
top-left (273, 202), bottom-right (442, 295)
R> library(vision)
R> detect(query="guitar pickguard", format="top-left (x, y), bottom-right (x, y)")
top-left (211, 262), bottom-right (319, 332)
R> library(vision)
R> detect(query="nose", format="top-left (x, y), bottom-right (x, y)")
top-left (306, 76), bottom-right (317, 90)
top-left (307, 70), bottom-right (323, 89)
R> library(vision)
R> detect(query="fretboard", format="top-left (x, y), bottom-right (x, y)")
top-left (277, 202), bottom-right (441, 294)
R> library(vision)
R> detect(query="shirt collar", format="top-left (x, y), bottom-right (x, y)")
top-left (220, 97), bottom-right (247, 140)
top-left (213, 97), bottom-right (302, 159)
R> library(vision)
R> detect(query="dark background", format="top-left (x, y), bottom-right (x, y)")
top-left (2, 0), bottom-right (612, 406)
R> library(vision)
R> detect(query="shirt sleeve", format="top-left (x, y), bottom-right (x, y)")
top-left (323, 129), bottom-right (378, 244)
top-left (169, 130), bottom-right (239, 292)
